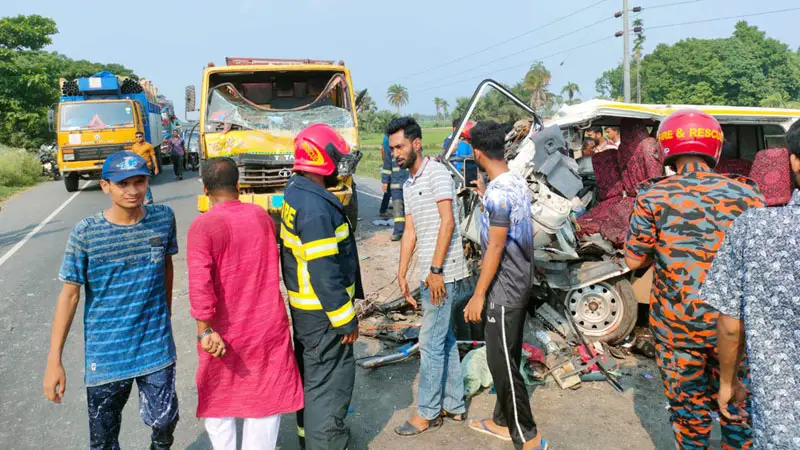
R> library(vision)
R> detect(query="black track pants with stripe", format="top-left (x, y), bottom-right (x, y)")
top-left (485, 302), bottom-right (538, 448)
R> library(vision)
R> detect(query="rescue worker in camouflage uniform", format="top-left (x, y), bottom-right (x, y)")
top-left (624, 110), bottom-right (764, 450)
top-left (382, 134), bottom-right (410, 241)
top-left (280, 123), bottom-right (363, 450)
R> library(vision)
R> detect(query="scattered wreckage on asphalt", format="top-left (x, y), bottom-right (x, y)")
top-left (356, 79), bottom-right (800, 390)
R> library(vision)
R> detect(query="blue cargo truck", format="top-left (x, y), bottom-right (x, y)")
top-left (51, 71), bottom-right (165, 192)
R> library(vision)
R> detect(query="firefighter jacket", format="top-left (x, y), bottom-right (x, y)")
top-left (381, 135), bottom-right (410, 190)
top-left (280, 174), bottom-right (364, 342)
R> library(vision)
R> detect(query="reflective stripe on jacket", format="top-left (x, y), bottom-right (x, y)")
top-left (280, 175), bottom-right (364, 339)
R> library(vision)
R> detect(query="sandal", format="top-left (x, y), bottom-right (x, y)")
top-left (468, 418), bottom-right (512, 442)
top-left (441, 410), bottom-right (466, 422)
top-left (394, 416), bottom-right (443, 436)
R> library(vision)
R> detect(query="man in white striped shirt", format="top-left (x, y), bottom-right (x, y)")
top-left (389, 117), bottom-right (469, 437)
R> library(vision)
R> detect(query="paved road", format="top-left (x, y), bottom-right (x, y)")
top-left (0, 170), bottom-right (679, 449)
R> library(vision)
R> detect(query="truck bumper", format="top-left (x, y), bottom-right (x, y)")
top-left (197, 188), bottom-right (354, 213)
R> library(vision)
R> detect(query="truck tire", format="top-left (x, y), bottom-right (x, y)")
top-left (564, 276), bottom-right (637, 345)
top-left (344, 184), bottom-right (359, 233)
top-left (64, 173), bottom-right (79, 192)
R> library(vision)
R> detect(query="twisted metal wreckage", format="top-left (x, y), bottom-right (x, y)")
top-left (356, 80), bottom-right (633, 393)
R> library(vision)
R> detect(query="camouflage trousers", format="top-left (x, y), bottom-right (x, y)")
top-left (655, 343), bottom-right (752, 450)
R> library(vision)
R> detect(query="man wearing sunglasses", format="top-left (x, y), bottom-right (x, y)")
top-left (132, 131), bottom-right (159, 204)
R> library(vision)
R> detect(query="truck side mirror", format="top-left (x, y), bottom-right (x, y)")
top-left (185, 85), bottom-right (196, 113)
top-left (47, 105), bottom-right (56, 132)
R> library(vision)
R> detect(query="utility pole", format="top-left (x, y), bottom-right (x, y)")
top-left (615, 5), bottom-right (643, 103)
top-left (623, 0), bottom-right (631, 103)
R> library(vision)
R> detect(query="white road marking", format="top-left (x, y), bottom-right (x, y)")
top-left (0, 181), bottom-right (93, 269)
top-left (357, 189), bottom-right (384, 200)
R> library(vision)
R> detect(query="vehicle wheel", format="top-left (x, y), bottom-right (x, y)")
top-left (344, 184), bottom-right (359, 233)
top-left (564, 276), bottom-right (637, 345)
top-left (64, 173), bottom-right (79, 192)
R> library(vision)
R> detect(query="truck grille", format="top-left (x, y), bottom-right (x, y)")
top-left (72, 145), bottom-right (126, 162)
top-left (232, 154), bottom-right (295, 190)
top-left (239, 163), bottom-right (294, 188)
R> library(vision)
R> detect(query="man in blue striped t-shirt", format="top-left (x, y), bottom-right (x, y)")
top-left (43, 151), bottom-right (180, 450)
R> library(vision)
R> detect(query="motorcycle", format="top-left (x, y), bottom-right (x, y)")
top-left (38, 144), bottom-right (61, 181)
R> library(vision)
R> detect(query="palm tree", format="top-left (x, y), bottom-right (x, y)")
top-left (522, 61), bottom-right (553, 115)
top-left (441, 99), bottom-right (450, 118)
top-left (433, 97), bottom-right (444, 118)
top-left (386, 84), bottom-right (409, 114)
top-left (561, 82), bottom-right (581, 105)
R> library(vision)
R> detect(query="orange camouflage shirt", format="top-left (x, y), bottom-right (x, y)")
top-left (625, 162), bottom-right (764, 348)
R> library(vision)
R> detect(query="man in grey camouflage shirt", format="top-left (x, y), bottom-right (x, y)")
top-left (700, 120), bottom-right (800, 449)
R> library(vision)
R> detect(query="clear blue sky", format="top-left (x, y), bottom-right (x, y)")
top-left (6, 0), bottom-right (799, 118)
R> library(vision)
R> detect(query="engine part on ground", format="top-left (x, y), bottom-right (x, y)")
top-left (359, 340), bottom-right (485, 370)
top-left (531, 125), bottom-right (583, 199)
top-left (356, 288), bottom-right (421, 320)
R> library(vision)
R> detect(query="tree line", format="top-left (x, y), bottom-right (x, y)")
top-left (0, 15), bottom-right (137, 149)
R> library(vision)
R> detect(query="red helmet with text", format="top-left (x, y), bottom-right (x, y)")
top-left (293, 123), bottom-right (350, 176)
top-left (657, 109), bottom-right (723, 168)
top-left (460, 121), bottom-right (476, 140)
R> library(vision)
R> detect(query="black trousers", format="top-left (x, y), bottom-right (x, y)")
top-left (170, 155), bottom-right (184, 177)
top-left (380, 191), bottom-right (391, 213)
top-left (485, 302), bottom-right (538, 449)
top-left (294, 327), bottom-right (355, 450)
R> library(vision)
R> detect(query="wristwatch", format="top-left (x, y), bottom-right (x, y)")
top-left (197, 328), bottom-right (215, 341)
top-left (430, 266), bottom-right (444, 275)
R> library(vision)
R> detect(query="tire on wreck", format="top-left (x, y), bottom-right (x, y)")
top-left (564, 276), bottom-right (637, 345)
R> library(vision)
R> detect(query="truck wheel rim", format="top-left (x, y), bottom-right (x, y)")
top-left (566, 282), bottom-right (623, 336)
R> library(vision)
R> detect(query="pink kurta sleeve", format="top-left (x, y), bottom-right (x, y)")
top-left (187, 218), bottom-right (218, 321)
top-left (264, 215), bottom-right (280, 285)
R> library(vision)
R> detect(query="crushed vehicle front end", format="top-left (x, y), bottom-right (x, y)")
top-left (196, 61), bottom-right (362, 224)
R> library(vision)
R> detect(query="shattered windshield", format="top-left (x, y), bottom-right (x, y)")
top-left (205, 83), bottom-right (355, 133)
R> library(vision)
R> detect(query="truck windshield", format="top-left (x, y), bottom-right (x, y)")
top-left (205, 83), bottom-right (354, 133)
top-left (59, 101), bottom-right (135, 131)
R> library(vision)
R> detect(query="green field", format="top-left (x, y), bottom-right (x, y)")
top-left (360, 127), bottom-right (452, 149)
top-left (357, 127), bottom-right (453, 179)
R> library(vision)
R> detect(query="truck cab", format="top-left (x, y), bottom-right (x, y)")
top-left (53, 72), bottom-right (164, 192)
top-left (188, 58), bottom-right (362, 227)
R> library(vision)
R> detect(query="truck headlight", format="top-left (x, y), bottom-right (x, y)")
top-left (337, 150), bottom-right (363, 177)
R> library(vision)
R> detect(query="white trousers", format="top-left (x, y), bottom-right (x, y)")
top-left (205, 415), bottom-right (281, 450)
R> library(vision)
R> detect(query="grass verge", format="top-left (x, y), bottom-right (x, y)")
top-left (0, 146), bottom-right (42, 202)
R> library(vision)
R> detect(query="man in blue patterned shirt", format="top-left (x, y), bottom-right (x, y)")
top-left (43, 151), bottom-right (179, 450)
top-left (463, 121), bottom-right (545, 450)
top-left (701, 120), bottom-right (800, 449)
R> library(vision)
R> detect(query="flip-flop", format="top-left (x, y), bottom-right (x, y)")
top-left (394, 416), bottom-right (443, 436)
top-left (441, 410), bottom-right (466, 423)
top-left (468, 418), bottom-right (512, 442)
top-left (533, 439), bottom-right (549, 450)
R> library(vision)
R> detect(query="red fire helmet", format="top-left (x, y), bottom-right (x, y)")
top-left (656, 109), bottom-right (723, 168)
top-left (293, 123), bottom-right (350, 176)
top-left (460, 121), bottom-right (476, 140)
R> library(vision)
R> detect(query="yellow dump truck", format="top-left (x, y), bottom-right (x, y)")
top-left (186, 57), bottom-right (362, 227)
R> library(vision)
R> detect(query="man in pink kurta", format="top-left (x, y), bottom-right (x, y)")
top-left (188, 158), bottom-right (303, 450)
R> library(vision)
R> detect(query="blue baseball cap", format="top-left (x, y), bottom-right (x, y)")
top-left (102, 151), bottom-right (151, 182)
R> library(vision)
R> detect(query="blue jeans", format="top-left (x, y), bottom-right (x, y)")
top-left (417, 280), bottom-right (467, 420)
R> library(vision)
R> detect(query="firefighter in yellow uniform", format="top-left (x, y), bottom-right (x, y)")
top-left (280, 123), bottom-right (363, 450)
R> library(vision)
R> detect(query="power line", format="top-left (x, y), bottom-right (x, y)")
top-left (379, 0), bottom-right (614, 85)
top-left (412, 16), bottom-right (615, 91)
top-left (644, 0), bottom-right (705, 11)
top-left (416, 36), bottom-right (617, 94)
top-left (649, 7), bottom-right (800, 29)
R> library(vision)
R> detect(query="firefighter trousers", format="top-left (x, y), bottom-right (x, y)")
top-left (654, 342), bottom-right (752, 450)
top-left (294, 327), bottom-right (355, 450)
top-left (390, 187), bottom-right (405, 238)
